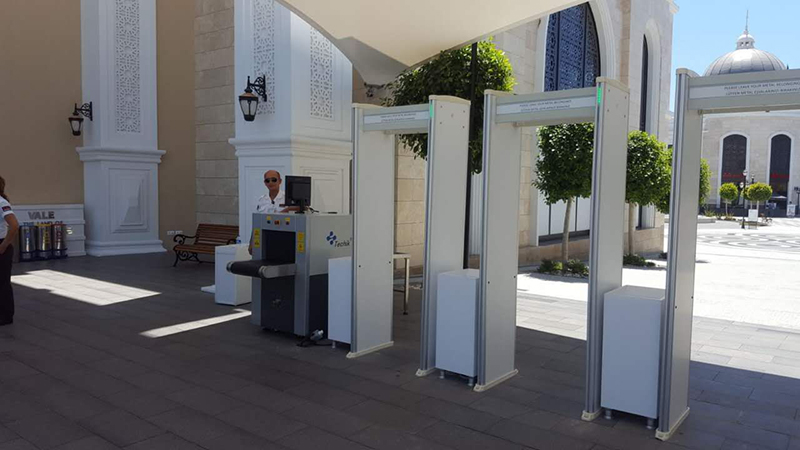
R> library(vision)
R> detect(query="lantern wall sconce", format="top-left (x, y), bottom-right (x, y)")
top-left (239, 75), bottom-right (267, 122)
top-left (68, 102), bottom-right (93, 136)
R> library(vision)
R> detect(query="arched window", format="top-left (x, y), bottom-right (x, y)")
top-left (639, 37), bottom-right (649, 132)
top-left (545, 3), bottom-right (601, 92)
top-left (770, 134), bottom-right (791, 209)
top-left (540, 3), bottom-right (601, 237)
top-left (721, 134), bottom-right (748, 187)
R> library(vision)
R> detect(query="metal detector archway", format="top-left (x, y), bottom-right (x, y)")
top-left (658, 68), bottom-right (800, 440)
top-left (479, 79), bottom-right (630, 392)
top-left (348, 97), bottom-right (470, 360)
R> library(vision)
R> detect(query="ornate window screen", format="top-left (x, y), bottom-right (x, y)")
top-left (253, 0), bottom-right (276, 114)
top-left (544, 3), bottom-right (601, 92)
top-left (115, 0), bottom-right (142, 133)
top-left (309, 28), bottom-right (334, 120)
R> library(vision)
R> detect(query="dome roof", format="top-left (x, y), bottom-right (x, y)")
top-left (704, 30), bottom-right (787, 76)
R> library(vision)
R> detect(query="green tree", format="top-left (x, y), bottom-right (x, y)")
top-left (655, 149), bottom-right (712, 214)
top-left (384, 40), bottom-right (515, 173)
top-left (719, 183), bottom-right (739, 216)
top-left (745, 182), bottom-right (772, 210)
top-left (534, 123), bottom-right (595, 262)
top-left (625, 131), bottom-right (671, 256)
top-left (699, 158), bottom-right (712, 207)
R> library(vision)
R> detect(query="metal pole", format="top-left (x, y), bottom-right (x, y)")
top-left (403, 257), bottom-right (410, 315)
top-left (463, 42), bottom-right (479, 269)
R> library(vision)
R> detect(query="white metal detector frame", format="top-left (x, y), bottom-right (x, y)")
top-left (657, 68), bottom-right (800, 441)
top-left (479, 79), bottom-right (630, 393)
top-left (349, 97), bottom-right (470, 361)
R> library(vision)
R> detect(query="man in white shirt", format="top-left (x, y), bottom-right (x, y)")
top-left (250, 170), bottom-right (286, 254)
top-left (255, 170), bottom-right (286, 214)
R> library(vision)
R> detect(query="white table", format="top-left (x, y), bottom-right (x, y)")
top-left (214, 244), bottom-right (252, 306)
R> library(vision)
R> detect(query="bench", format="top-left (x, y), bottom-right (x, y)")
top-left (173, 224), bottom-right (239, 267)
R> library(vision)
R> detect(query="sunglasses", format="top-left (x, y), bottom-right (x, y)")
top-left (264, 178), bottom-right (279, 183)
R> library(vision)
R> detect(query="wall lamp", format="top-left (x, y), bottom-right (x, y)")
top-left (239, 75), bottom-right (267, 122)
top-left (68, 102), bottom-right (93, 136)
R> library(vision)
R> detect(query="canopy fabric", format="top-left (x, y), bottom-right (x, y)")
top-left (276, 0), bottom-right (582, 84)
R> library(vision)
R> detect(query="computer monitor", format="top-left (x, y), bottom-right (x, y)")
top-left (285, 176), bottom-right (311, 212)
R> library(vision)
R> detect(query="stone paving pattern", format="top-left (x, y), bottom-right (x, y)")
top-left (1, 253), bottom-right (799, 449)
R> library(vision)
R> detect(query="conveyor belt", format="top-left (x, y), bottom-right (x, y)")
top-left (227, 260), bottom-right (296, 279)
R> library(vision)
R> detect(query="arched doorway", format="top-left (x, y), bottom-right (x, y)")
top-left (769, 134), bottom-right (792, 213)
top-left (720, 134), bottom-right (748, 207)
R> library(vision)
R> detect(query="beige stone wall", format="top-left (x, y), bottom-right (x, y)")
top-left (0, 0), bottom-right (83, 205)
top-left (195, 0), bottom-right (238, 226)
top-left (702, 113), bottom-right (800, 207)
top-left (157, 0), bottom-right (198, 244)
top-left (494, 22), bottom-right (538, 247)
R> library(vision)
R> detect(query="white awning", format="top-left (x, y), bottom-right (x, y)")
top-left (276, 0), bottom-right (582, 84)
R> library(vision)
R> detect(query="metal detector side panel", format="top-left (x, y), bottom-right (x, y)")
top-left (419, 96), bottom-right (470, 372)
top-left (658, 70), bottom-right (704, 437)
top-left (688, 68), bottom-right (800, 114)
top-left (476, 92), bottom-right (522, 389)
top-left (350, 106), bottom-right (396, 356)
top-left (584, 79), bottom-right (630, 418)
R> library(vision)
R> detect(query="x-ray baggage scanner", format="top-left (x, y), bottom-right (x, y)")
top-left (658, 68), bottom-right (800, 440)
top-left (229, 212), bottom-right (351, 337)
top-left (475, 79), bottom-right (630, 394)
top-left (342, 96), bottom-right (470, 360)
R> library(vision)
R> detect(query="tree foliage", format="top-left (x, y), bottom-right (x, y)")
top-left (626, 131), bottom-right (671, 207)
top-left (534, 123), bottom-right (595, 261)
top-left (384, 40), bottom-right (515, 174)
top-left (625, 131), bottom-right (671, 256)
top-left (745, 182), bottom-right (772, 204)
top-left (534, 124), bottom-right (595, 204)
top-left (719, 183), bottom-right (739, 205)
top-left (655, 149), bottom-right (712, 214)
top-left (699, 158), bottom-right (712, 206)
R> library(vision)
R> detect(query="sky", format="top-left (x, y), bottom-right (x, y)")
top-left (669, 0), bottom-right (800, 110)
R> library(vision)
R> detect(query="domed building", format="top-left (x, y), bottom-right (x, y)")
top-left (702, 27), bottom-right (800, 216)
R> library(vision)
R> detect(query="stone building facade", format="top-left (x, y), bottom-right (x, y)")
top-left (2, 0), bottom-right (676, 265)
top-left (699, 30), bottom-right (800, 215)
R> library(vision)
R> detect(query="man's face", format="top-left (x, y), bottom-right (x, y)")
top-left (264, 171), bottom-right (281, 191)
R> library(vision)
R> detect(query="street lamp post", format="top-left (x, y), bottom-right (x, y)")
top-left (740, 180), bottom-right (746, 229)
top-left (740, 171), bottom-right (756, 229)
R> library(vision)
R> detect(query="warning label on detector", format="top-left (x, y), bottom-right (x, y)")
top-left (497, 96), bottom-right (595, 115)
top-left (690, 79), bottom-right (800, 99)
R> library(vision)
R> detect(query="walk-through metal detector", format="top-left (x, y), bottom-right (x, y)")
top-left (657, 68), bottom-right (800, 440)
top-left (350, 96), bottom-right (470, 360)
top-left (480, 79), bottom-right (630, 392)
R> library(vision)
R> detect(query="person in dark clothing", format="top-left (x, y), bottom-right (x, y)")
top-left (0, 176), bottom-right (19, 326)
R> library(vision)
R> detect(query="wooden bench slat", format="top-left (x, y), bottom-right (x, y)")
top-left (173, 223), bottom-right (240, 266)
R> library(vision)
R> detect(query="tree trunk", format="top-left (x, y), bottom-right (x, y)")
top-left (725, 202), bottom-right (728, 216)
top-left (628, 202), bottom-right (636, 256)
top-left (562, 197), bottom-right (573, 262)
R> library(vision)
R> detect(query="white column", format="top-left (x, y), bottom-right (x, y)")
top-left (232, 0), bottom-right (352, 240)
top-left (78, 0), bottom-right (165, 256)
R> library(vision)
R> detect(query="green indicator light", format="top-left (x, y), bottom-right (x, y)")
top-left (597, 87), bottom-right (603, 105)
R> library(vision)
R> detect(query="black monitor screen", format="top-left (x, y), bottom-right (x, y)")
top-left (285, 176), bottom-right (311, 207)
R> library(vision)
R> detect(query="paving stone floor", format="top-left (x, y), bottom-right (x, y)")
top-left (1, 253), bottom-right (799, 450)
